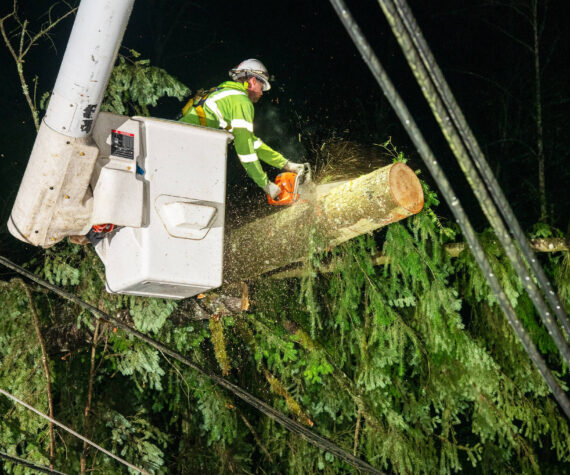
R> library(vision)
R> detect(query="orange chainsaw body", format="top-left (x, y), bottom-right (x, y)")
top-left (267, 172), bottom-right (300, 206)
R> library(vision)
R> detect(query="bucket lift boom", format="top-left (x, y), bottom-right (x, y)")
top-left (8, 0), bottom-right (232, 299)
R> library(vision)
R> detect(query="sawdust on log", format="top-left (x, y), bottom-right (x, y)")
top-left (226, 139), bottom-right (394, 229)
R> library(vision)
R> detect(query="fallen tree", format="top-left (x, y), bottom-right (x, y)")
top-left (224, 162), bottom-right (424, 283)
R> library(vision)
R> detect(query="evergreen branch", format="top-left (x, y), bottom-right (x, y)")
top-left (80, 320), bottom-right (100, 475)
top-left (351, 251), bottom-right (432, 387)
top-left (20, 280), bottom-right (55, 470)
top-left (209, 317), bottom-right (230, 376)
top-left (0, 387), bottom-right (151, 474)
top-left (157, 351), bottom-right (192, 410)
top-left (476, 390), bottom-right (538, 470)
top-left (0, 450), bottom-right (67, 475)
top-left (353, 408), bottom-right (362, 456)
top-left (235, 316), bottom-right (314, 427)
top-left (94, 326), bottom-right (111, 375)
top-left (238, 410), bottom-right (273, 463)
top-left (0, 408), bottom-right (53, 461)
top-left (264, 370), bottom-right (313, 427)
top-left (272, 238), bottom-right (568, 279)
top-left (288, 326), bottom-right (383, 431)
top-left (55, 430), bottom-right (68, 461)
top-left (432, 433), bottom-right (478, 455)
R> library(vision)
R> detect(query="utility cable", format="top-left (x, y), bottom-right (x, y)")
top-left (386, 0), bottom-right (569, 338)
top-left (379, 0), bottom-right (570, 345)
top-left (0, 388), bottom-right (149, 475)
top-left (0, 256), bottom-right (382, 475)
top-left (376, 0), bottom-right (570, 365)
top-left (327, 0), bottom-right (570, 419)
top-left (0, 450), bottom-right (67, 475)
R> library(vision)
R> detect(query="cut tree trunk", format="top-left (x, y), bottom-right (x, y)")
top-left (224, 162), bottom-right (424, 283)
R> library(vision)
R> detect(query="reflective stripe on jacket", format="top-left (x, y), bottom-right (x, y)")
top-left (179, 81), bottom-right (287, 187)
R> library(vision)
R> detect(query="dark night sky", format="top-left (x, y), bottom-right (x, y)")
top-left (1, 0), bottom-right (568, 258)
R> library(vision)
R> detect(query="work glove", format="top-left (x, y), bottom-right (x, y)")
top-left (262, 181), bottom-right (281, 199)
top-left (283, 161), bottom-right (305, 174)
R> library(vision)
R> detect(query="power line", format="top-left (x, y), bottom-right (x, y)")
top-left (386, 0), bottom-right (569, 339)
top-left (0, 256), bottom-right (382, 474)
top-left (377, 0), bottom-right (570, 363)
top-left (0, 387), bottom-right (150, 475)
top-left (327, 0), bottom-right (570, 420)
top-left (0, 450), bottom-right (67, 475)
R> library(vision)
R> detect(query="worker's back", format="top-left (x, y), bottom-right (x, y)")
top-left (179, 81), bottom-right (252, 130)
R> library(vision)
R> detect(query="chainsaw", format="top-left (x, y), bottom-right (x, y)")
top-left (267, 163), bottom-right (314, 206)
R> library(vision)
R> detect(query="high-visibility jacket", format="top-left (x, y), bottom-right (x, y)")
top-left (179, 80), bottom-right (287, 188)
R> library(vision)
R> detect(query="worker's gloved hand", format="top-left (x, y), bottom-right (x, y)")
top-left (283, 161), bottom-right (305, 174)
top-left (262, 181), bottom-right (281, 199)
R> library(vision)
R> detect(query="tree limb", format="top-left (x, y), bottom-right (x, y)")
top-left (22, 6), bottom-right (77, 58)
top-left (353, 408), bottom-right (362, 456)
top-left (20, 280), bottom-right (55, 469)
top-left (238, 410), bottom-right (273, 463)
top-left (80, 319), bottom-right (101, 474)
top-left (0, 0), bottom-right (77, 131)
top-left (271, 237), bottom-right (568, 279)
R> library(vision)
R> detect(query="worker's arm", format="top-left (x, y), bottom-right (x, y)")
top-left (225, 96), bottom-right (287, 186)
top-left (224, 98), bottom-right (270, 188)
top-left (232, 127), bottom-right (268, 188)
top-left (252, 136), bottom-right (288, 169)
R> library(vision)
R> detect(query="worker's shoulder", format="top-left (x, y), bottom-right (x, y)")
top-left (215, 92), bottom-right (253, 114)
top-left (215, 91), bottom-right (250, 104)
top-left (212, 82), bottom-right (248, 100)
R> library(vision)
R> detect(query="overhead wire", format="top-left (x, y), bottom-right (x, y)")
top-left (385, 0), bottom-right (569, 339)
top-left (327, 0), bottom-right (570, 419)
top-left (377, 0), bottom-right (570, 358)
top-left (0, 450), bottom-right (67, 475)
top-left (0, 387), bottom-right (149, 475)
top-left (0, 256), bottom-right (383, 475)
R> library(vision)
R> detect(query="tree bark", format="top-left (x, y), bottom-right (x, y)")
top-left (224, 163), bottom-right (424, 283)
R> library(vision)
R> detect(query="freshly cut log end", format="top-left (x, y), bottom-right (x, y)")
top-left (224, 163), bottom-right (424, 283)
top-left (389, 162), bottom-right (424, 214)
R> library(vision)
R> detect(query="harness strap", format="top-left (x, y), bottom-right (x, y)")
top-left (181, 87), bottom-right (237, 131)
top-left (181, 87), bottom-right (221, 124)
top-left (181, 97), bottom-right (195, 118)
top-left (195, 104), bottom-right (207, 126)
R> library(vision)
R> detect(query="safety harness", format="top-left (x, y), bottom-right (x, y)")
top-left (180, 87), bottom-right (221, 126)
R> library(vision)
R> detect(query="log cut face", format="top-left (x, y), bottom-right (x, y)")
top-left (224, 163), bottom-right (424, 283)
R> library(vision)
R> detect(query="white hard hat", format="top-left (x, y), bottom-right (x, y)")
top-left (229, 58), bottom-right (271, 91)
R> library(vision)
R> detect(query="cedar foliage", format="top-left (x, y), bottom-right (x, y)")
top-left (1, 57), bottom-right (569, 474)
top-left (101, 50), bottom-right (190, 117)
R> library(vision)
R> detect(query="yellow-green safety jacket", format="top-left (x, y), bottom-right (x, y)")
top-left (179, 80), bottom-right (287, 188)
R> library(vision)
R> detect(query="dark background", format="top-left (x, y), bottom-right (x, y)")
top-left (1, 0), bottom-right (568, 260)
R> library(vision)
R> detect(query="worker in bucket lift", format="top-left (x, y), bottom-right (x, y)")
top-left (178, 58), bottom-right (304, 199)
top-left (71, 59), bottom-right (299, 246)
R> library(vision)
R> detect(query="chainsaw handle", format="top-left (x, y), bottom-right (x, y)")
top-left (267, 190), bottom-right (296, 206)
top-left (267, 171), bottom-right (299, 206)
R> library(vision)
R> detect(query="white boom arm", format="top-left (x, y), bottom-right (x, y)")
top-left (8, 0), bottom-right (135, 246)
